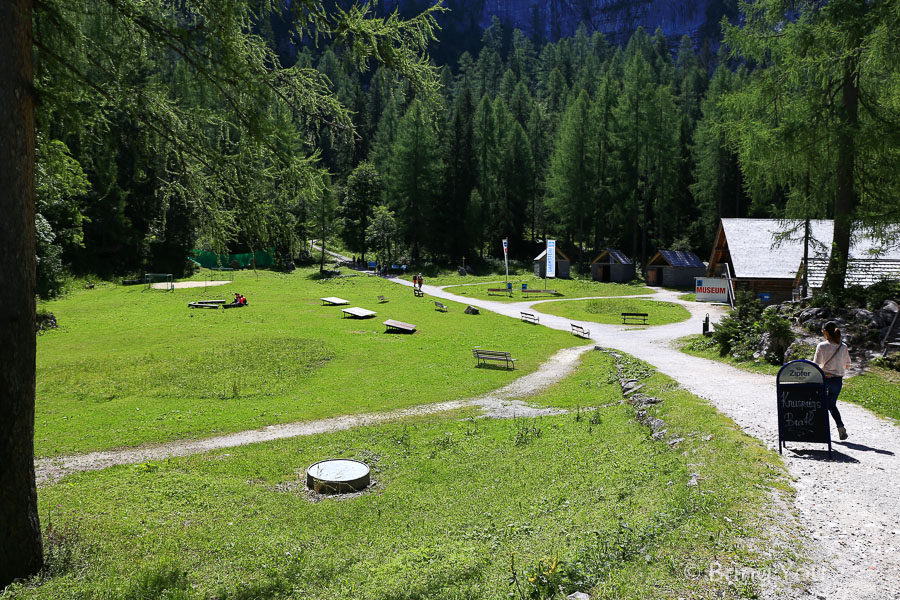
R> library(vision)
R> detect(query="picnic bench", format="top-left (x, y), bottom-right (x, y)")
top-left (520, 312), bottom-right (540, 324)
top-left (377, 295), bottom-right (388, 303)
top-left (383, 319), bottom-right (416, 333)
top-left (342, 307), bottom-right (376, 319)
top-left (472, 348), bottom-right (517, 369)
top-left (522, 289), bottom-right (558, 295)
top-left (621, 312), bottom-right (649, 325)
top-left (413, 288), bottom-right (424, 297)
top-left (487, 288), bottom-right (510, 295)
top-left (321, 297), bottom-right (350, 306)
top-left (571, 323), bottom-right (591, 338)
top-left (434, 301), bottom-right (448, 312)
top-left (189, 301), bottom-right (222, 309)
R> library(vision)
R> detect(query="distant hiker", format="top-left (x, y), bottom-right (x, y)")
top-left (813, 321), bottom-right (851, 440)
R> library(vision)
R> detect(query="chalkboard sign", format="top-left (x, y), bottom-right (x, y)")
top-left (776, 360), bottom-right (831, 457)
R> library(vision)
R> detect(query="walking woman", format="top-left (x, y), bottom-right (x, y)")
top-left (812, 321), bottom-right (851, 440)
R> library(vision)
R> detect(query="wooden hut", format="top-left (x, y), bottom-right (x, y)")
top-left (591, 249), bottom-right (635, 282)
top-left (707, 218), bottom-right (900, 302)
top-left (645, 250), bottom-right (706, 287)
top-left (534, 248), bottom-right (571, 279)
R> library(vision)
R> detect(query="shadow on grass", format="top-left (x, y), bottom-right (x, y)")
top-left (474, 364), bottom-right (517, 371)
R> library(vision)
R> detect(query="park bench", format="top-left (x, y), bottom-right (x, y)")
top-left (520, 312), bottom-right (540, 324)
top-left (413, 288), bottom-right (424, 297)
top-left (342, 307), bottom-right (376, 319)
top-left (621, 312), bottom-right (649, 325)
top-left (571, 323), bottom-right (591, 338)
top-left (377, 295), bottom-right (388, 303)
top-left (522, 289), bottom-right (558, 295)
top-left (472, 348), bottom-right (517, 369)
top-left (383, 319), bottom-right (416, 333)
top-left (487, 288), bottom-right (510, 295)
top-left (321, 296), bottom-right (349, 306)
top-left (434, 301), bottom-right (448, 312)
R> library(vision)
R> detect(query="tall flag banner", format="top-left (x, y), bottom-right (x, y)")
top-left (546, 239), bottom-right (556, 278)
top-left (502, 239), bottom-right (509, 284)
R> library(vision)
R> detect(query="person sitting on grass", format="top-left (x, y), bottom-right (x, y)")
top-left (225, 293), bottom-right (247, 308)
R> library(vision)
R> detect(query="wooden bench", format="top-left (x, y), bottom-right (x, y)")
top-left (377, 295), bottom-right (388, 303)
top-left (571, 323), bottom-right (591, 338)
top-left (321, 296), bottom-right (350, 306)
top-left (383, 319), bottom-right (416, 333)
top-left (342, 307), bottom-right (376, 319)
top-left (472, 348), bottom-right (517, 369)
top-left (621, 312), bottom-right (649, 325)
top-left (189, 302), bottom-right (221, 309)
top-left (487, 288), bottom-right (510, 295)
top-left (520, 312), bottom-right (540, 324)
top-left (434, 301), bottom-right (448, 312)
top-left (413, 288), bottom-right (424, 297)
top-left (522, 289), bottom-right (558, 295)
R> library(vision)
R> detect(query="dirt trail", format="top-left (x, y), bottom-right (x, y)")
top-left (34, 345), bottom-right (591, 484)
top-left (416, 281), bottom-right (900, 600)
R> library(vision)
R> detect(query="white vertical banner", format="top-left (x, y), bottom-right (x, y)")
top-left (546, 239), bottom-right (556, 278)
top-left (502, 238), bottom-right (509, 282)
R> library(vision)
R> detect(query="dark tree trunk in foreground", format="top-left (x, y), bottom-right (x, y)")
top-left (0, 0), bottom-right (43, 589)
top-left (824, 54), bottom-right (859, 295)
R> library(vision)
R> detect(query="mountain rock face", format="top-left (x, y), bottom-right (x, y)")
top-left (486, 0), bottom-right (726, 43)
top-left (386, 0), bottom-right (733, 45)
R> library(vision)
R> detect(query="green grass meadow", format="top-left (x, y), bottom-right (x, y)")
top-left (34, 268), bottom-right (578, 457)
top-left (534, 298), bottom-right (691, 326)
top-left (11, 350), bottom-right (787, 600)
top-left (435, 276), bottom-right (651, 303)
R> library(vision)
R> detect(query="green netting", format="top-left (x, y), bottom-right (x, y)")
top-left (189, 249), bottom-right (274, 269)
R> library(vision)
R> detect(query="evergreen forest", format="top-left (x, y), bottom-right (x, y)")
top-left (32, 2), bottom-right (900, 298)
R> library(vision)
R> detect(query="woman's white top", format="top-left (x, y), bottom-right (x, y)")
top-left (813, 341), bottom-right (851, 377)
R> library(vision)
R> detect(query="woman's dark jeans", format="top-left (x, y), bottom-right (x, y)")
top-left (824, 376), bottom-right (845, 428)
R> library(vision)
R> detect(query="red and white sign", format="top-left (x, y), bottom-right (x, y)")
top-left (695, 277), bottom-right (729, 303)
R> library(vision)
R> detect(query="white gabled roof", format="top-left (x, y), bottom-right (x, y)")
top-left (721, 218), bottom-right (900, 280)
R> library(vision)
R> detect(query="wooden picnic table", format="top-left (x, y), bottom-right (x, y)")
top-left (321, 297), bottom-right (350, 305)
top-left (342, 307), bottom-right (376, 318)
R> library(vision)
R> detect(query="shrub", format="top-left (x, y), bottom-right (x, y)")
top-left (712, 292), bottom-right (793, 363)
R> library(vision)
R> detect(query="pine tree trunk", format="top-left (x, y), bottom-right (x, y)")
top-left (0, 0), bottom-right (43, 588)
top-left (824, 55), bottom-right (859, 295)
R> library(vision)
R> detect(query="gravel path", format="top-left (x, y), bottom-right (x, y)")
top-left (34, 345), bottom-right (592, 484)
top-left (414, 280), bottom-right (900, 600)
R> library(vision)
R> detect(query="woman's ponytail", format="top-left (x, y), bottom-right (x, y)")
top-left (823, 321), bottom-right (842, 343)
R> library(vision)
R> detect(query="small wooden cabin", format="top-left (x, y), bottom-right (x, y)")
top-left (591, 249), bottom-right (635, 282)
top-left (534, 248), bottom-right (571, 279)
top-left (645, 250), bottom-right (706, 287)
top-left (708, 218), bottom-right (900, 302)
